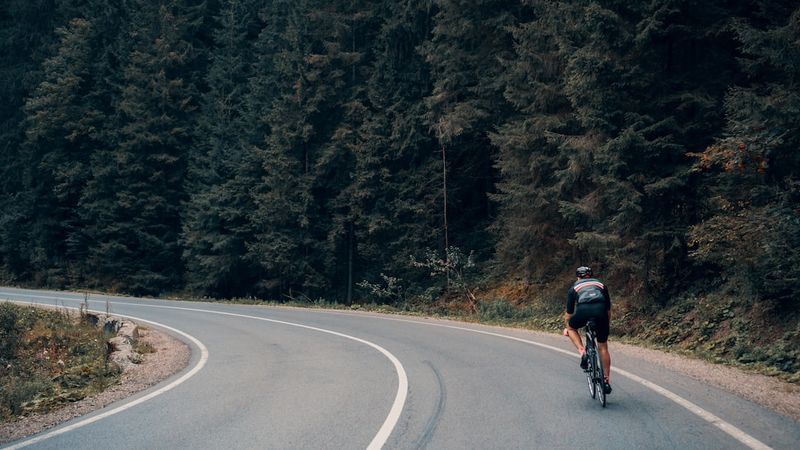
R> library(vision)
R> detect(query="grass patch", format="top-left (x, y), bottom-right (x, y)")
top-left (0, 303), bottom-right (120, 421)
top-left (134, 341), bottom-right (156, 354)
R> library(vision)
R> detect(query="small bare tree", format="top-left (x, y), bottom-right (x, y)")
top-left (357, 273), bottom-right (404, 305)
top-left (411, 247), bottom-right (478, 313)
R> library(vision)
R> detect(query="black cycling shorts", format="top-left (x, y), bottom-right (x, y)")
top-left (568, 302), bottom-right (610, 343)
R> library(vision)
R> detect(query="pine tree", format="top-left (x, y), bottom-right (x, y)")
top-left (420, 0), bottom-right (520, 262)
top-left (0, 0), bottom-right (63, 281)
top-left (81, 0), bottom-right (204, 294)
top-left (182, 0), bottom-right (262, 297)
top-left (247, 0), bottom-right (331, 297)
top-left (22, 17), bottom-right (101, 285)
top-left (312, 0), bottom-right (385, 302)
top-left (491, 0), bottom-right (577, 283)
top-left (689, 3), bottom-right (800, 301)
top-left (509, 1), bottom-right (742, 298)
top-left (343, 0), bottom-right (441, 302)
top-left (548, 1), bottom-right (662, 292)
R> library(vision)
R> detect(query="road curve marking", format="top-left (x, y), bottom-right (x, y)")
top-left (319, 311), bottom-right (774, 450)
top-left (107, 302), bottom-right (409, 450)
top-left (0, 293), bottom-right (408, 450)
top-left (1, 300), bottom-right (209, 450)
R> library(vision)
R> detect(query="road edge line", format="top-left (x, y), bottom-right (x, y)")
top-left (109, 303), bottom-right (409, 450)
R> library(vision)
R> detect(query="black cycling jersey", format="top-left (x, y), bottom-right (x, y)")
top-left (566, 278), bottom-right (611, 314)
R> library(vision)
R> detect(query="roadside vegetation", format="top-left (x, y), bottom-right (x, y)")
top-left (0, 303), bottom-right (120, 422)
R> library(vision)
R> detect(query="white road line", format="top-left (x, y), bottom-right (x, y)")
top-left (313, 311), bottom-right (774, 450)
top-left (617, 370), bottom-right (772, 450)
top-left (0, 292), bottom-right (408, 450)
top-left (1, 300), bottom-right (209, 450)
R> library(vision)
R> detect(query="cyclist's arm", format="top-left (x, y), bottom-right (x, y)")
top-left (565, 288), bottom-right (576, 327)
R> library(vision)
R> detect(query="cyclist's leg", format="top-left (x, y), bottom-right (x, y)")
top-left (566, 328), bottom-right (584, 353)
top-left (595, 310), bottom-right (611, 387)
top-left (566, 311), bottom-right (587, 354)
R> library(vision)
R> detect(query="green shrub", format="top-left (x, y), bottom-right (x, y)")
top-left (0, 303), bottom-right (120, 421)
top-left (477, 298), bottom-right (534, 322)
top-left (0, 377), bottom-right (52, 417)
top-left (0, 303), bottom-right (21, 361)
top-left (134, 341), bottom-right (156, 354)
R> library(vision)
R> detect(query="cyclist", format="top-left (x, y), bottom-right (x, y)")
top-left (564, 266), bottom-right (612, 394)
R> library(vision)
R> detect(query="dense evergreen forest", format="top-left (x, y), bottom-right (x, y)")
top-left (1, 0), bottom-right (798, 324)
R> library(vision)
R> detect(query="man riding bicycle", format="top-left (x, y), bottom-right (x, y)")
top-left (564, 266), bottom-right (612, 394)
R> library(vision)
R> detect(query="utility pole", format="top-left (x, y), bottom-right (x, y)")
top-left (347, 1), bottom-right (356, 304)
top-left (441, 143), bottom-right (450, 289)
top-left (347, 222), bottom-right (353, 304)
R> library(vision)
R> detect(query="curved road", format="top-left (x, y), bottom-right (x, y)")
top-left (1, 287), bottom-right (797, 449)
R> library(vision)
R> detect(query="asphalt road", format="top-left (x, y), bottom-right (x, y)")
top-left (1, 287), bottom-right (797, 449)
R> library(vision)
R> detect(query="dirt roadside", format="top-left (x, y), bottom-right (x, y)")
top-left (611, 340), bottom-right (800, 421)
top-left (0, 325), bottom-right (190, 445)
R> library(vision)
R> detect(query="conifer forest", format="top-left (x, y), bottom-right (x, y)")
top-left (1, 0), bottom-right (798, 338)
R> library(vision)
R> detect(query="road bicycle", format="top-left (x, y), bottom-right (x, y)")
top-left (583, 319), bottom-right (607, 407)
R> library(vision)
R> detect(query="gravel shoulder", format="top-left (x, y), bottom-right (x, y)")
top-left (0, 325), bottom-right (190, 445)
top-left (611, 340), bottom-right (800, 421)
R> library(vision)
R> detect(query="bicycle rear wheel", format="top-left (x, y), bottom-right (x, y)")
top-left (586, 348), bottom-right (597, 399)
top-left (595, 348), bottom-right (606, 407)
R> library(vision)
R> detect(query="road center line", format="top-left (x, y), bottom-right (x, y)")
top-left (0, 292), bottom-right (408, 450)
